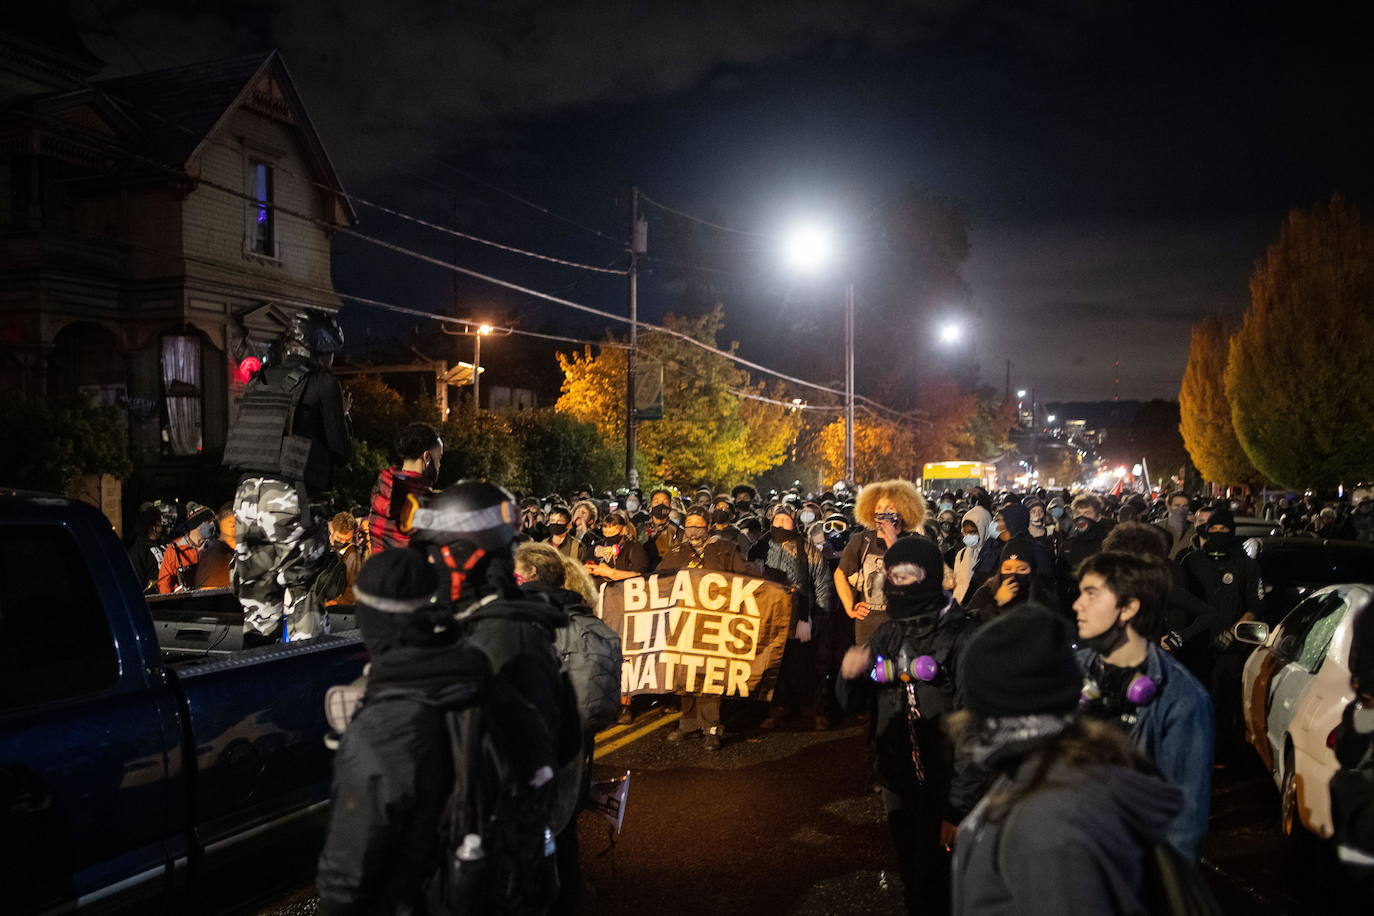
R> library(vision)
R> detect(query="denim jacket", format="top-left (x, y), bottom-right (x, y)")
top-left (1076, 642), bottom-right (1214, 860)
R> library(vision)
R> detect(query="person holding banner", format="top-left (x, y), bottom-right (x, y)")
top-left (838, 535), bottom-right (982, 916)
top-left (584, 511), bottom-right (650, 582)
top-left (835, 479), bottom-right (928, 646)
top-left (657, 508), bottom-right (759, 751)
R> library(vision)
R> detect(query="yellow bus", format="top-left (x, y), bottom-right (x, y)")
top-left (921, 460), bottom-right (994, 493)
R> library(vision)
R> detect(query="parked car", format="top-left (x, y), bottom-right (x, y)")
top-left (1238, 583), bottom-right (1369, 843)
top-left (0, 492), bottom-right (367, 914)
top-left (1234, 515), bottom-right (1282, 540)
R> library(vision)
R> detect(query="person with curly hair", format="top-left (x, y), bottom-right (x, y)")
top-left (834, 479), bottom-right (927, 645)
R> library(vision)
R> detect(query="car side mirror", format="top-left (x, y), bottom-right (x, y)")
top-left (1232, 620), bottom-right (1270, 646)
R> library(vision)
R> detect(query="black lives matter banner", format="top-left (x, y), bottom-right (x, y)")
top-left (598, 569), bottom-right (792, 702)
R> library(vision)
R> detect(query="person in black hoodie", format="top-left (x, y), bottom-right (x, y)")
top-left (1055, 493), bottom-right (1112, 609)
top-left (971, 503), bottom-right (1054, 597)
top-left (1178, 503), bottom-right (1262, 762)
top-left (317, 548), bottom-right (494, 915)
top-left (951, 605), bottom-right (1188, 916)
top-left (837, 536), bottom-right (981, 915)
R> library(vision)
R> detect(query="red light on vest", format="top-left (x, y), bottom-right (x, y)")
top-left (237, 356), bottom-right (262, 383)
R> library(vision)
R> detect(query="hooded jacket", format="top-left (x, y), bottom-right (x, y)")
top-left (317, 605), bottom-right (492, 916)
top-left (953, 505), bottom-right (993, 603)
top-left (953, 755), bottom-right (1185, 916)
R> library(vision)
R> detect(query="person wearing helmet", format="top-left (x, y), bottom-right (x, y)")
top-left (224, 309), bottom-right (352, 642)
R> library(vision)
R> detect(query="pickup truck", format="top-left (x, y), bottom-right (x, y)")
top-left (0, 492), bottom-right (366, 914)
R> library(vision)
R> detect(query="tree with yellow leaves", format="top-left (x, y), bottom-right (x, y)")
top-left (556, 305), bottom-right (800, 487)
top-left (1178, 316), bottom-right (1261, 488)
top-left (1225, 196), bottom-right (1374, 489)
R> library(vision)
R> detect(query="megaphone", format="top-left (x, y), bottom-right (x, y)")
top-left (585, 770), bottom-right (630, 834)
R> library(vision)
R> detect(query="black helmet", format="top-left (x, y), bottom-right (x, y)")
top-left (407, 480), bottom-right (518, 551)
top-left (287, 310), bottom-right (345, 354)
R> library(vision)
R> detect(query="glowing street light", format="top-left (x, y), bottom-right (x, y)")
top-left (1046, 414), bottom-right (1056, 423)
top-left (781, 222), bottom-right (836, 276)
top-left (1017, 389), bottom-right (1027, 399)
top-left (937, 320), bottom-right (963, 345)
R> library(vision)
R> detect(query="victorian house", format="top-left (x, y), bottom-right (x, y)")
top-left (1, 21), bottom-right (353, 519)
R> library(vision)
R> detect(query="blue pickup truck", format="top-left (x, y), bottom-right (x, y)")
top-left (0, 492), bottom-right (366, 914)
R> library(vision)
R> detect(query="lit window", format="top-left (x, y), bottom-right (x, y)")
top-left (251, 161), bottom-right (275, 256)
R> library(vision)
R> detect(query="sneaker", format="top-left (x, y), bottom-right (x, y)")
top-left (704, 727), bottom-right (723, 752)
top-left (616, 707), bottom-right (634, 726)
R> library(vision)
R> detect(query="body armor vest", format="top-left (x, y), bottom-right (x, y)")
top-left (222, 363), bottom-right (314, 477)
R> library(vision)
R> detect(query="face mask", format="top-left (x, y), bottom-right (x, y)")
top-left (1072, 517), bottom-right (1094, 536)
top-left (1051, 507), bottom-right (1064, 519)
top-left (939, 501), bottom-right (953, 512)
top-left (799, 510), bottom-right (816, 526)
top-left (625, 499), bottom-right (641, 513)
top-left (1005, 573), bottom-right (1032, 603)
top-left (1205, 531), bottom-right (1235, 552)
top-left (989, 520), bottom-right (1003, 538)
top-left (939, 521), bottom-right (955, 535)
top-left (197, 521), bottom-right (216, 540)
top-left (875, 511), bottom-right (903, 528)
top-left (1080, 617), bottom-right (1129, 655)
top-left (685, 528), bottom-right (708, 549)
top-left (547, 522), bottom-right (568, 536)
top-left (963, 533), bottom-right (980, 548)
top-left (652, 505), bottom-right (671, 520)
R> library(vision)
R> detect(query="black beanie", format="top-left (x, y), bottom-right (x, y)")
top-left (1000, 535), bottom-right (1035, 566)
top-left (354, 547), bottom-right (438, 614)
top-left (962, 604), bottom-right (1081, 717)
top-left (1206, 504), bottom-right (1235, 533)
top-left (882, 535), bottom-right (946, 617)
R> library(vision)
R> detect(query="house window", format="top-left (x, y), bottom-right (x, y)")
top-left (250, 161), bottom-right (275, 256)
top-left (161, 334), bottom-right (202, 456)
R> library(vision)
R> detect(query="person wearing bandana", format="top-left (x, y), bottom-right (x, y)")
top-left (1178, 504), bottom-right (1262, 764)
top-left (837, 536), bottom-right (981, 915)
top-left (657, 509), bottom-right (758, 750)
top-left (1073, 551), bottom-right (1213, 860)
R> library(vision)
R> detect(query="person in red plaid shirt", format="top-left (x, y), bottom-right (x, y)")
top-left (368, 422), bottom-right (443, 554)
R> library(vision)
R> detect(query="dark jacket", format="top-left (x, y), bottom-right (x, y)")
top-left (317, 610), bottom-right (492, 916)
top-left (639, 520), bottom-right (682, 570)
top-left (1055, 518), bottom-right (1111, 607)
top-left (964, 575), bottom-right (1058, 622)
top-left (1330, 699), bottom-right (1374, 895)
top-left (1076, 644), bottom-right (1214, 860)
top-left (749, 528), bottom-right (833, 623)
top-left (1179, 542), bottom-right (1263, 645)
top-left (836, 600), bottom-right (982, 819)
top-left (655, 536), bottom-right (758, 576)
top-left (549, 531), bottom-right (590, 563)
top-left (594, 534), bottom-right (650, 576)
top-left (953, 754), bottom-right (1184, 916)
top-left (127, 536), bottom-right (162, 593)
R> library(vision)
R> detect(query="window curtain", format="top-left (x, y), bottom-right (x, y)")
top-left (161, 335), bottom-right (202, 455)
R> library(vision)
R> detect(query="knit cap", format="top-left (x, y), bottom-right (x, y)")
top-left (354, 547), bottom-right (438, 614)
top-left (961, 604), bottom-right (1081, 717)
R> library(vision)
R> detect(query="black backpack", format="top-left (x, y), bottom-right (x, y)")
top-left (426, 678), bottom-right (561, 916)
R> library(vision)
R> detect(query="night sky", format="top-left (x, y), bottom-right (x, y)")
top-left (80, 1), bottom-right (1374, 401)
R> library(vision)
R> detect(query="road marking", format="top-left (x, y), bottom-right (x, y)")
top-left (595, 710), bottom-right (681, 759)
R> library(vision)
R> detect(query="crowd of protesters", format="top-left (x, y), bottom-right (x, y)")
top-left (121, 422), bottom-right (1374, 913)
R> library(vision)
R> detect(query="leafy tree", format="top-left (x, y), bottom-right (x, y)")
top-left (1225, 196), bottom-right (1374, 489)
top-left (506, 408), bottom-right (620, 495)
top-left (813, 413), bottom-right (916, 483)
top-left (1179, 316), bottom-right (1262, 487)
top-left (437, 407), bottom-right (522, 489)
top-left (556, 305), bottom-right (801, 488)
top-left (325, 439), bottom-right (389, 512)
top-left (0, 397), bottom-right (132, 495)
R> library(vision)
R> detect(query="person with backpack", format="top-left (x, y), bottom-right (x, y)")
top-left (316, 547), bottom-right (496, 915)
top-left (951, 605), bottom-right (1218, 916)
top-left (515, 541), bottom-right (623, 916)
top-left (224, 310), bottom-right (352, 642)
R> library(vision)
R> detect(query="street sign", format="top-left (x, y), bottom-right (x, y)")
top-left (634, 359), bottom-right (663, 421)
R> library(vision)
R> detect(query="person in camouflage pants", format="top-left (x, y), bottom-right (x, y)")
top-left (232, 476), bottom-right (332, 640)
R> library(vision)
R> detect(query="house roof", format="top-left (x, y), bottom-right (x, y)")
top-left (65, 50), bottom-right (356, 225)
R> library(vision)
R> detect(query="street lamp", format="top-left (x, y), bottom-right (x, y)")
top-left (783, 220), bottom-right (852, 482)
top-left (473, 324), bottom-right (492, 409)
top-left (1017, 389), bottom-right (1027, 399)
top-left (937, 319), bottom-right (963, 345)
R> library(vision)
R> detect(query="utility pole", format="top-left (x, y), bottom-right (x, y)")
top-left (844, 281), bottom-right (855, 484)
top-left (625, 187), bottom-right (644, 489)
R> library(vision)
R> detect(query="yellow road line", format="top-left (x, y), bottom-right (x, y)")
top-left (594, 719), bottom-right (640, 742)
top-left (594, 711), bottom-right (681, 759)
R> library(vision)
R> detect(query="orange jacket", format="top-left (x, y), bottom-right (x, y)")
top-left (157, 537), bottom-right (201, 594)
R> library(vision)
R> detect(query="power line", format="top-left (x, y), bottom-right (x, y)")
top-left (421, 160), bottom-right (627, 249)
top-left (26, 106), bottom-right (924, 425)
top-left (638, 192), bottom-right (769, 238)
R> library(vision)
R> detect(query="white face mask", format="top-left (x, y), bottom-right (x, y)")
top-left (963, 534), bottom-right (980, 548)
top-left (799, 510), bottom-right (816, 525)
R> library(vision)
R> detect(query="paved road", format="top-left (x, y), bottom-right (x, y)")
top-left (252, 702), bottom-right (1341, 916)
